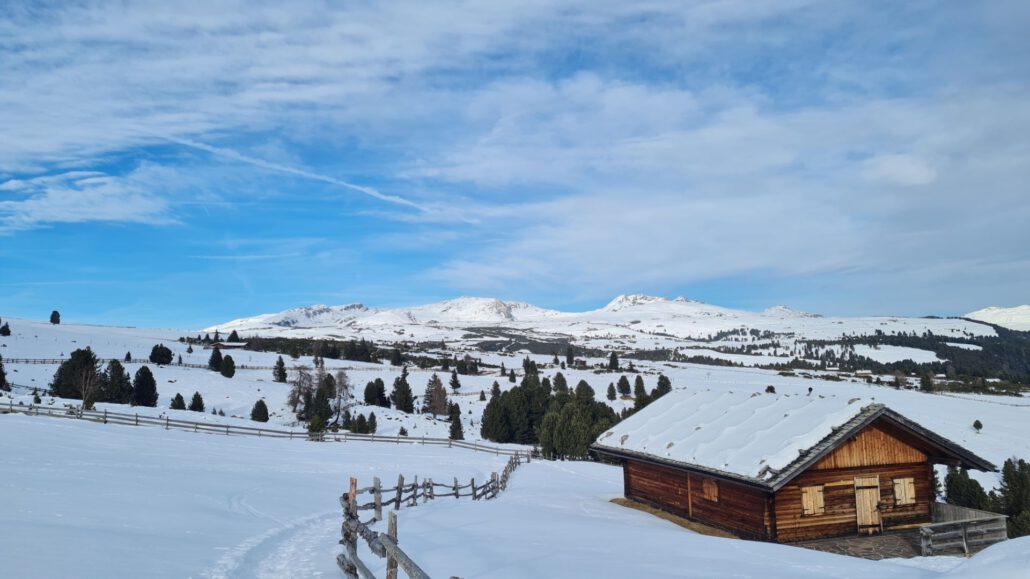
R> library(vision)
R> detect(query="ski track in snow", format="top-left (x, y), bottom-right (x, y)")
top-left (203, 510), bottom-right (338, 579)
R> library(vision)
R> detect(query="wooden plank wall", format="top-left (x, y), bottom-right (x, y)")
top-left (811, 424), bottom-right (926, 470)
top-left (625, 460), bottom-right (770, 540)
top-left (774, 462), bottom-right (932, 542)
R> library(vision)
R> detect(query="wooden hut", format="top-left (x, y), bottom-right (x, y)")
top-left (591, 390), bottom-right (995, 542)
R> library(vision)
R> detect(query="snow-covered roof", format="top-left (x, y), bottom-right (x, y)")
top-left (593, 389), bottom-right (994, 490)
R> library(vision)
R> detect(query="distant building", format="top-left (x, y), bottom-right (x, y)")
top-left (592, 391), bottom-right (996, 543)
top-left (204, 342), bottom-right (248, 350)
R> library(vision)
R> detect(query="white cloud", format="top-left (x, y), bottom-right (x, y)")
top-left (862, 154), bottom-right (937, 186)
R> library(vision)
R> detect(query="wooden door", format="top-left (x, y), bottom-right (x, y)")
top-left (854, 476), bottom-right (881, 535)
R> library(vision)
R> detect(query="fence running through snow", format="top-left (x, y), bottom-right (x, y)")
top-left (338, 453), bottom-right (525, 579)
top-left (0, 400), bottom-right (532, 459)
top-left (920, 503), bottom-right (1008, 556)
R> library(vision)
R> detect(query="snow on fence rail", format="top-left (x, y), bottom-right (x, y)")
top-left (920, 503), bottom-right (1008, 556)
top-left (338, 453), bottom-right (525, 579)
top-left (0, 400), bottom-right (532, 458)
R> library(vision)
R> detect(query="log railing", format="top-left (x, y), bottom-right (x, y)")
top-left (338, 453), bottom-right (525, 578)
top-left (920, 502), bottom-right (1008, 556)
top-left (0, 400), bottom-right (532, 459)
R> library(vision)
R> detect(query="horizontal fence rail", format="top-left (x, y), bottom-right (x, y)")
top-left (921, 503), bottom-right (1008, 556)
top-left (0, 399), bottom-right (532, 459)
top-left (339, 453), bottom-right (525, 578)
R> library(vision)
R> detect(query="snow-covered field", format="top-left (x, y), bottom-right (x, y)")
top-left (2, 315), bottom-right (1030, 577)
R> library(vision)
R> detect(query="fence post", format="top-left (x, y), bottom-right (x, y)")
top-left (165, 416), bottom-right (169, 430)
top-left (454, 477), bottom-right (459, 498)
top-left (386, 511), bottom-right (398, 579)
top-left (103, 409), bottom-right (108, 424)
top-left (135, 413), bottom-right (139, 426)
top-left (374, 477), bottom-right (382, 521)
top-left (492, 472), bottom-right (499, 498)
top-left (341, 477), bottom-right (359, 579)
top-left (471, 477), bottom-right (476, 500)
top-left (226, 425), bottom-right (230, 436)
top-left (410, 476), bottom-right (418, 507)
top-left (428, 478), bottom-right (434, 500)
top-left (395, 474), bottom-right (404, 511)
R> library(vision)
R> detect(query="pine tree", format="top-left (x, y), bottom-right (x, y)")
top-left (0, 322), bottom-right (10, 337)
top-left (607, 383), bottom-right (616, 401)
top-left (308, 414), bottom-right (326, 434)
top-left (102, 359), bottom-right (133, 404)
top-left (608, 351), bottom-right (619, 371)
top-left (449, 416), bottom-right (465, 440)
top-left (170, 393), bottom-right (186, 410)
top-left (188, 391), bottom-right (205, 412)
top-left (250, 399), bottom-right (269, 422)
top-left (553, 372), bottom-right (568, 394)
top-left (920, 373), bottom-right (935, 392)
top-left (449, 369), bottom-right (462, 392)
top-left (50, 310), bottom-right (61, 325)
top-left (368, 412), bottom-right (377, 434)
top-left (565, 346), bottom-right (575, 367)
top-left (354, 413), bottom-right (368, 434)
top-left (490, 381), bottom-right (501, 398)
top-left (208, 347), bottom-right (223, 371)
top-left (0, 354), bottom-right (9, 392)
top-left (508, 369), bottom-right (516, 383)
top-left (399, 426), bottom-right (408, 436)
top-left (271, 356), bottom-right (287, 382)
top-left (227, 330), bottom-right (240, 342)
top-left (389, 349), bottom-right (403, 366)
top-left (479, 390), bottom-right (486, 401)
top-left (390, 367), bottom-right (415, 413)
top-left (654, 374), bottom-right (672, 398)
top-left (149, 344), bottom-right (173, 365)
top-left (131, 366), bottom-right (158, 407)
top-left (220, 355), bottom-right (236, 378)
top-left (973, 419), bottom-right (983, 433)
top-left (51, 348), bottom-right (102, 404)
top-left (364, 380), bottom-right (378, 405)
top-left (124, 351), bottom-right (132, 362)
top-left (186, 344), bottom-right (193, 354)
top-left (617, 375), bottom-right (632, 396)
top-left (500, 362), bottom-right (506, 377)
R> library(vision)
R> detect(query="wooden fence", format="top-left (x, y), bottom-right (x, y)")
top-left (0, 399), bottom-right (531, 459)
top-left (920, 502), bottom-right (1008, 556)
top-left (1, 357), bottom-right (276, 371)
top-left (338, 453), bottom-right (525, 578)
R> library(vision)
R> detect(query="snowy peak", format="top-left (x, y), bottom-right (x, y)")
top-left (602, 294), bottom-right (671, 312)
top-left (763, 305), bottom-right (820, 318)
top-left (966, 305), bottom-right (1030, 331)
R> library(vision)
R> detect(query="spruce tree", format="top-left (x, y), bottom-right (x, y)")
top-left (131, 366), bottom-right (158, 407)
top-left (553, 372), bottom-right (568, 394)
top-left (617, 375), bottom-right (632, 396)
top-left (354, 413), bottom-right (368, 434)
top-left (363, 380), bottom-right (378, 405)
top-left (50, 310), bottom-right (61, 324)
top-left (390, 349), bottom-right (403, 366)
top-left (208, 347), bottom-right (223, 371)
top-left (608, 351), bottom-right (619, 371)
top-left (399, 426), bottom-right (408, 436)
top-left (250, 399), bottom-right (269, 422)
top-left (491, 381), bottom-right (501, 398)
top-left (508, 369), bottom-right (516, 383)
top-left (0, 354), bottom-right (9, 391)
top-left (449, 369), bottom-right (462, 392)
top-left (368, 412), bottom-right (377, 434)
top-left (50, 348), bottom-right (101, 402)
top-left (565, 346), bottom-right (575, 366)
top-left (0, 322), bottom-right (10, 336)
top-left (149, 344), bottom-right (173, 365)
top-left (273, 356), bottom-right (288, 382)
top-left (449, 416), bottom-right (465, 440)
top-left (170, 393), bottom-right (186, 410)
top-left (607, 383), bottom-right (616, 401)
top-left (390, 367), bottom-right (415, 413)
top-left (220, 355), bottom-right (236, 378)
top-left (227, 330), bottom-right (240, 342)
top-left (188, 391), bottom-right (205, 412)
top-left (654, 374), bottom-right (672, 398)
top-left (422, 373), bottom-right (448, 416)
top-left (124, 351), bottom-right (132, 362)
top-left (479, 390), bottom-right (486, 401)
top-left (103, 359), bottom-right (133, 404)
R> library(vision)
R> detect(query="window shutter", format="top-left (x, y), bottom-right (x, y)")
top-left (802, 485), bottom-right (825, 515)
top-left (893, 477), bottom-right (916, 505)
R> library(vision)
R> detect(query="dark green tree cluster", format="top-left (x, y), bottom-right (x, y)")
top-left (0, 319), bottom-right (11, 336)
top-left (50, 310), bottom-right (61, 325)
top-left (997, 459), bottom-right (1030, 537)
top-left (449, 415), bottom-right (465, 440)
top-left (208, 347), bottom-right (223, 371)
top-left (537, 379), bottom-right (618, 459)
top-left (227, 330), bottom-right (240, 342)
top-left (390, 367), bottom-right (415, 413)
top-left (480, 373), bottom-right (557, 444)
top-left (306, 371), bottom-right (335, 430)
top-left (149, 344), bottom-right (173, 365)
top-left (363, 378), bottom-right (389, 407)
top-left (344, 411), bottom-right (377, 434)
top-left (422, 373), bottom-right (448, 416)
top-left (449, 370), bottom-right (462, 392)
top-left (50, 348), bottom-right (157, 408)
top-left (251, 399), bottom-right (269, 422)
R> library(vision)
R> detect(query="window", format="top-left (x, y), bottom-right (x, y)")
top-left (893, 477), bottom-right (916, 506)
top-left (801, 485), bottom-right (825, 516)
top-left (702, 478), bottom-right (719, 502)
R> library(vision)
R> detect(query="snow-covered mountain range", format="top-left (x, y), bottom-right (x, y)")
top-left (966, 305), bottom-right (1030, 331)
top-left (208, 295), bottom-right (996, 352)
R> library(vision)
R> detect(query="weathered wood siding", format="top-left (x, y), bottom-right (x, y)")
top-left (774, 462), bottom-right (933, 542)
top-left (624, 460), bottom-right (770, 539)
top-left (811, 423), bottom-right (926, 470)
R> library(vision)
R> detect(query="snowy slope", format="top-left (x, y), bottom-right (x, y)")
top-left (966, 305), bottom-right (1030, 331)
top-left (8, 415), bottom-right (1024, 578)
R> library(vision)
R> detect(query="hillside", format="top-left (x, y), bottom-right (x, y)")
top-left (967, 306), bottom-right (1030, 331)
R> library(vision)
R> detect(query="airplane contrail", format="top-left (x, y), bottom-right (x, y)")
top-left (163, 135), bottom-right (426, 211)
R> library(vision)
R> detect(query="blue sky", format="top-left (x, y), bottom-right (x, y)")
top-left (2, 1), bottom-right (1029, 328)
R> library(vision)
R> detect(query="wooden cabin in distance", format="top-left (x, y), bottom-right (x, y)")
top-left (592, 390), bottom-right (996, 543)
